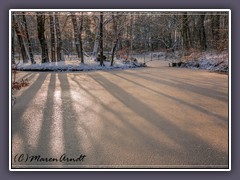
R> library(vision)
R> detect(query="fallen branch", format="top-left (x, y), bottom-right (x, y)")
top-left (214, 61), bottom-right (224, 67)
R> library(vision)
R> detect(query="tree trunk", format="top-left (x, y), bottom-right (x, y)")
top-left (13, 14), bottom-right (28, 63)
top-left (212, 14), bottom-right (220, 40)
top-left (92, 22), bottom-right (100, 58)
top-left (22, 12), bottom-right (35, 64)
top-left (71, 12), bottom-right (84, 63)
top-left (36, 13), bottom-right (49, 63)
top-left (11, 26), bottom-right (15, 64)
top-left (55, 13), bottom-right (63, 61)
top-left (198, 14), bottom-right (207, 50)
top-left (110, 41), bottom-right (118, 66)
top-left (211, 13), bottom-right (220, 49)
top-left (99, 12), bottom-right (104, 66)
top-left (71, 13), bottom-right (81, 59)
top-left (78, 12), bottom-right (84, 63)
top-left (110, 15), bottom-right (118, 66)
top-left (130, 13), bottom-right (134, 52)
top-left (49, 12), bottom-right (56, 62)
top-left (191, 16), bottom-right (199, 48)
top-left (182, 12), bottom-right (191, 50)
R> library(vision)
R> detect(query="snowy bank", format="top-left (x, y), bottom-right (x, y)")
top-left (179, 51), bottom-right (228, 72)
top-left (16, 58), bottom-right (146, 72)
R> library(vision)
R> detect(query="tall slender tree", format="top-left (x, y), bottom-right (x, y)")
top-left (71, 13), bottom-right (81, 58)
top-left (99, 12), bottom-right (104, 66)
top-left (92, 17), bottom-right (100, 58)
top-left (182, 12), bottom-right (191, 50)
top-left (198, 14), bottom-right (207, 50)
top-left (78, 12), bottom-right (84, 63)
top-left (22, 12), bottom-right (35, 64)
top-left (110, 14), bottom-right (118, 66)
top-left (36, 12), bottom-right (49, 63)
top-left (110, 14), bottom-right (126, 66)
top-left (55, 13), bottom-right (63, 61)
top-left (12, 14), bottom-right (28, 63)
top-left (211, 13), bottom-right (220, 49)
top-left (49, 12), bottom-right (56, 62)
top-left (11, 25), bottom-right (15, 64)
top-left (71, 12), bottom-right (84, 63)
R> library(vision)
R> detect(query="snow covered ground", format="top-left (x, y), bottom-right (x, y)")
top-left (14, 51), bottom-right (229, 72)
top-left (125, 51), bottom-right (229, 73)
top-left (179, 51), bottom-right (229, 72)
top-left (15, 55), bottom-right (145, 72)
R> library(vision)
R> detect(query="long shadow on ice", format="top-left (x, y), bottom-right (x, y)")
top-left (90, 72), bottom-right (228, 166)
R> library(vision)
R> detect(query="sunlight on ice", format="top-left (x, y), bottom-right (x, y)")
top-left (12, 133), bottom-right (24, 163)
top-left (50, 74), bottom-right (65, 157)
top-left (67, 74), bottom-right (102, 154)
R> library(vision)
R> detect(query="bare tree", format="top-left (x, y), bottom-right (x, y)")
top-left (12, 14), bottom-right (28, 63)
top-left (110, 14), bottom-right (126, 66)
top-left (99, 12), bottom-right (104, 66)
top-left (55, 13), bottom-right (63, 61)
top-left (110, 14), bottom-right (118, 66)
top-left (182, 12), bottom-right (191, 50)
top-left (11, 25), bottom-right (15, 64)
top-left (212, 13), bottom-right (220, 40)
top-left (36, 12), bottom-right (49, 63)
top-left (71, 13), bottom-right (81, 58)
top-left (22, 12), bottom-right (35, 64)
top-left (92, 13), bottom-right (113, 58)
top-left (71, 12), bottom-right (84, 63)
top-left (78, 12), bottom-right (84, 63)
top-left (49, 12), bottom-right (56, 62)
top-left (92, 16), bottom-right (100, 58)
top-left (198, 14), bottom-right (207, 50)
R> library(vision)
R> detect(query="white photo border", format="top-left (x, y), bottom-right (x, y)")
top-left (9, 9), bottom-right (231, 171)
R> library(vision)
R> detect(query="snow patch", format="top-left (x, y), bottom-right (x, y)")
top-left (180, 51), bottom-right (228, 72)
top-left (16, 57), bottom-right (145, 72)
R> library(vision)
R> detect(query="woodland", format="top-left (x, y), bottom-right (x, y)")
top-left (11, 11), bottom-right (229, 70)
